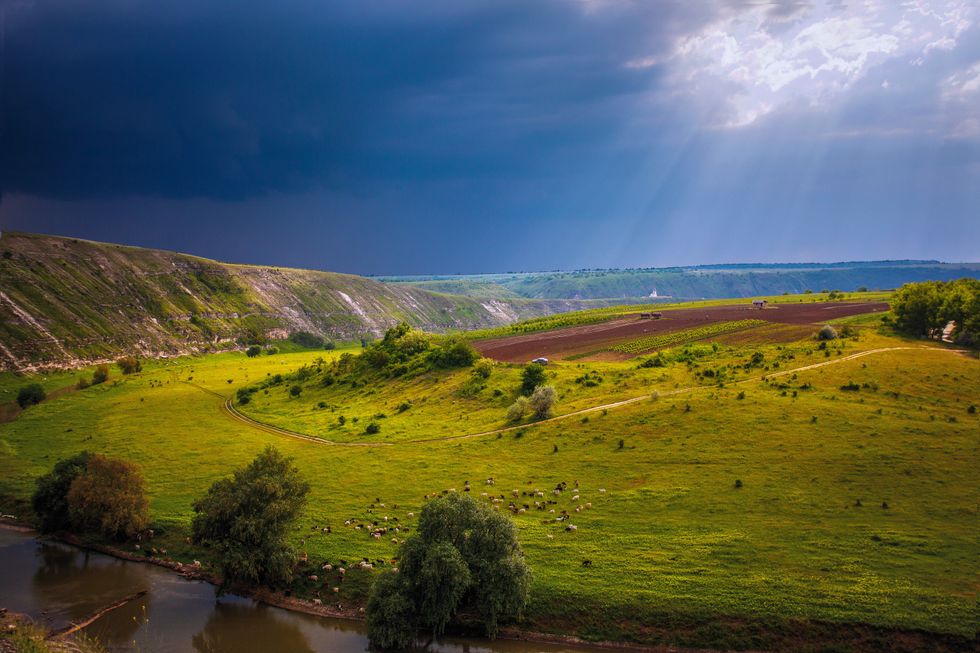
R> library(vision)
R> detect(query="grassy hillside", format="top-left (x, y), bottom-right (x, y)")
top-left (385, 262), bottom-right (980, 301)
top-left (0, 232), bottom-right (597, 371)
top-left (0, 304), bottom-right (975, 650)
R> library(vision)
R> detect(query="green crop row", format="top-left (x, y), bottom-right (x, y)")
top-left (610, 320), bottom-right (768, 355)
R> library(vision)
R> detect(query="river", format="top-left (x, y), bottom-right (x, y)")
top-left (0, 528), bottom-right (609, 653)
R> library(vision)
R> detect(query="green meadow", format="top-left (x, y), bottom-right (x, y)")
top-left (0, 311), bottom-right (977, 648)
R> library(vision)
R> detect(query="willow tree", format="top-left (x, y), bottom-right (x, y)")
top-left (366, 493), bottom-right (530, 649)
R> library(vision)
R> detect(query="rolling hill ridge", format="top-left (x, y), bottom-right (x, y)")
top-left (0, 232), bottom-right (590, 370)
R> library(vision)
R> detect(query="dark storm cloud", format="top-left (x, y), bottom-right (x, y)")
top-left (0, 1), bottom-right (699, 200)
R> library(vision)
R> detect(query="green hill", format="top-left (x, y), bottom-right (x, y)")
top-left (0, 232), bottom-right (600, 370)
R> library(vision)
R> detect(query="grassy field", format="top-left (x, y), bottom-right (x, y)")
top-left (0, 313), bottom-right (977, 649)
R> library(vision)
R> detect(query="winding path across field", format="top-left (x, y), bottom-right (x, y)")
top-left (187, 346), bottom-right (969, 448)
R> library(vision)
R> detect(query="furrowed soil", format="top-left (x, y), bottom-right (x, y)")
top-left (473, 301), bottom-right (889, 362)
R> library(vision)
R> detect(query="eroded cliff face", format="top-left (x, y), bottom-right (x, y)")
top-left (0, 232), bottom-right (526, 371)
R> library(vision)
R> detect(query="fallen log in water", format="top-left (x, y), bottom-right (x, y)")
top-left (47, 590), bottom-right (148, 639)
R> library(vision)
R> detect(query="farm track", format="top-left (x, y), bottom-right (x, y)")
top-left (186, 346), bottom-right (967, 449)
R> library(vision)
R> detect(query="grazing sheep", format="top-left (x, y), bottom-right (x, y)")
top-left (323, 563), bottom-right (334, 571)
top-left (308, 575), bottom-right (318, 582)
top-left (546, 534), bottom-right (554, 539)
top-left (313, 598), bottom-right (322, 606)
top-left (512, 489), bottom-right (520, 497)
top-left (332, 587), bottom-right (340, 593)
top-left (598, 488), bottom-right (606, 493)
top-left (338, 568), bottom-right (346, 575)
top-left (518, 508), bottom-right (526, 514)
top-left (585, 502), bottom-right (592, 509)
top-left (192, 560), bottom-right (201, 568)
top-left (407, 512), bottom-right (414, 517)
top-left (566, 524), bottom-right (578, 532)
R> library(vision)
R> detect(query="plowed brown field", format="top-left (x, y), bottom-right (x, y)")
top-left (474, 301), bottom-right (889, 362)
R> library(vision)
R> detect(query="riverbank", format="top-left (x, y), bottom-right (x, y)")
top-left (1, 520), bottom-right (974, 653)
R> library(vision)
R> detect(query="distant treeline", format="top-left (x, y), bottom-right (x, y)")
top-left (891, 279), bottom-right (980, 345)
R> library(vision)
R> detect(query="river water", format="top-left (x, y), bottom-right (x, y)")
top-left (0, 528), bottom-right (605, 653)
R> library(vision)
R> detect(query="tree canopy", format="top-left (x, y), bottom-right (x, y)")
top-left (67, 454), bottom-right (150, 539)
top-left (891, 278), bottom-right (980, 343)
top-left (32, 451), bottom-right (94, 532)
top-left (192, 446), bottom-right (310, 589)
top-left (520, 362), bottom-right (547, 396)
top-left (366, 493), bottom-right (530, 649)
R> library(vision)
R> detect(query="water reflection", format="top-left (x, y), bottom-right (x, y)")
top-left (192, 602), bottom-right (316, 653)
top-left (2, 528), bottom-right (611, 653)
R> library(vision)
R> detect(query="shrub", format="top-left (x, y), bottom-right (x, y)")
top-left (506, 396), bottom-right (530, 422)
top-left (289, 385), bottom-right (302, 397)
top-left (17, 383), bottom-right (46, 409)
top-left (528, 385), bottom-right (556, 419)
top-left (323, 340), bottom-right (336, 350)
top-left (365, 421), bottom-right (381, 435)
top-left (32, 451), bottom-right (94, 532)
top-left (67, 455), bottom-right (150, 539)
top-left (192, 446), bottom-right (310, 588)
top-left (365, 493), bottom-right (529, 647)
top-left (92, 364), bottom-right (109, 385)
top-left (428, 336), bottom-right (479, 369)
top-left (246, 345), bottom-right (262, 358)
top-left (116, 356), bottom-right (142, 375)
top-left (471, 359), bottom-right (493, 380)
top-left (76, 377), bottom-right (91, 390)
top-left (236, 388), bottom-right (253, 405)
top-left (265, 347), bottom-right (279, 355)
top-left (817, 325), bottom-right (838, 341)
top-left (734, 479), bottom-right (743, 488)
top-left (520, 363), bottom-right (547, 396)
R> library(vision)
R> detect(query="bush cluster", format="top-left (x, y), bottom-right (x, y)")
top-left (32, 452), bottom-right (149, 539)
top-left (891, 279), bottom-right (980, 343)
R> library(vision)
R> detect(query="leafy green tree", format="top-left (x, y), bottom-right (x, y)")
top-left (366, 493), bottom-right (530, 648)
top-left (428, 336), bottom-right (479, 368)
top-left (192, 446), bottom-right (310, 589)
top-left (32, 451), bottom-right (93, 532)
top-left (520, 363), bottom-right (547, 396)
top-left (17, 383), bottom-right (46, 408)
top-left (366, 571), bottom-right (417, 650)
top-left (68, 455), bottom-right (149, 540)
top-left (891, 279), bottom-right (980, 340)
top-left (246, 345), bottom-right (262, 358)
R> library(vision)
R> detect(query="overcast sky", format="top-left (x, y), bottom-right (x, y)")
top-left (1, 0), bottom-right (978, 274)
